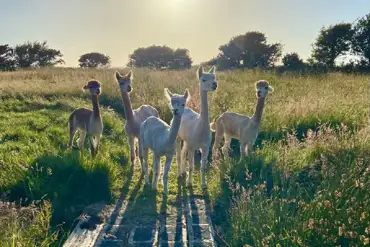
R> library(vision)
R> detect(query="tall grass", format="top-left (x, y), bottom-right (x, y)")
top-left (0, 67), bottom-right (368, 246)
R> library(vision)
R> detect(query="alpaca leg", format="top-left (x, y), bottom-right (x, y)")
top-left (221, 135), bottom-right (232, 158)
top-left (245, 143), bottom-right (253, 156)
top-left (212, 122), bottom-right (223, 160)
top-left (152, 154), bottom-right (161, 190)
top-left (94, 135), bottom-right (101, 156)
top-left (141, 148), bottom-right (149, 184)
top-left (200, 145), bottom-right (210, 190)
top-left (162, 154), bottom-right (173, 195)
top-left (128, 135), bottom-right (136, 165)
top-left (180, 142), bottom-right (188, 178)
top-left (176, 139), bottom-right (182, 177)
top-left (240, 141), bottom-right (247, 157)
top-left (68, 125), bottom-right (77, 150)
top-left (78, 131), bottom-right (86, 150)
top-left (89, 136), bottom-right (96, 157)
top-left (186, 149), bottom-right (195, 187)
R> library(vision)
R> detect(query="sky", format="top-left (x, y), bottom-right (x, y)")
top-left (1, 0), bottom-right (369, 67)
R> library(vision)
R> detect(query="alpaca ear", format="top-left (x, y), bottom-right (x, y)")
top-left (208, 65), bottom-right (216, 74)
top-left (197, 66), bottom-right (204, 79)
top-left (183, 89), bottom-right (189, 100)
top-left (268, 86), bottom-right (274, 92)
top-left (184, 89), bottom-right (191, 103)
top-left (115, 71), bottom-right (122, 81)
top-left (125, 70), bottom-right (133, 80)
top-left (164, 88), bottom-right (173, 101)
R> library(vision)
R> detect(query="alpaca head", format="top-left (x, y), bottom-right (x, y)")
top-left (83, 80), bottom-right (102, 95)
top-left (255, 80), bottom-right (273, 99)
top-left (115, 71), bottom-right (133, 93)
top-left (164, 88), bottom-right (189, 117)
top-left (197, 66), bottom-right (218, 92)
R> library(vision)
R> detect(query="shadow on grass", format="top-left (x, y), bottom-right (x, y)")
top-left (6, 151), bottom-right (127, 233)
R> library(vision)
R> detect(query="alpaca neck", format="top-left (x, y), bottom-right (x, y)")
top-left (120, 92), bottom-right (135, 122)
top-left (91, 95), bottom-right (100, 119)
top-left (251, 97), bottom-right (266, 123)
top-left (199, 90), bottom-right (210, 123)
top-left (168, 115), bottom-right (182, 145)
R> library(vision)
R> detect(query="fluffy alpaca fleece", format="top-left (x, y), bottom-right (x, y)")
top-left (175, 66), bottom-right (218, 190)
top-left (68, 80), bottom-right (103, 158)
top-left (115, 70), bottom-right (159, 169)
top-left (139, 88), bottom-right (189, 195)
top-left (211, 80), bottom-right (274, 158)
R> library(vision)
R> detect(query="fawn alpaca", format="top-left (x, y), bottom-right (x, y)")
top-left (68, 80), bottom-right (103, 157)
top-left (139, 88), bottom-right (189, 195)
top-left (211, 80), bottom-right (274, 158)
top-left (115, 71), bottom-right (159, 167)
top-left (175, 66), bottom-right (218, 190)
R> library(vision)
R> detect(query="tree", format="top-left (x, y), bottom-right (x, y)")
top-left (215, 31), bottom-right (282, 69)
top-left (78, 52), bottom-right (111, 68)
top-left (128, 45), bottom-right (192, 69)
top-left (353, 13), bottom-right (370, 66)
top-left (14, 41), bottom-right (64, 68)
top-left (310, 23), bottom-right (353, 67)
top-left (282, 53), bottom-right (305, 69)
top-left (0, 44), bottom-right (16, 71)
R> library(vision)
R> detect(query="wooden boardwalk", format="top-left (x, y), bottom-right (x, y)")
top-left (64, 185), bottom-right (217, 247)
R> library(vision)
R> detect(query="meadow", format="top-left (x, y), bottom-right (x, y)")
top-left (0, 67), bottom-right (369, 246)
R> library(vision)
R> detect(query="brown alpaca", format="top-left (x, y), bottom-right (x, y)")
top-left (68, 80), bottom-right (104, 157)
top-left (211, 80), bottom-right (274, 158)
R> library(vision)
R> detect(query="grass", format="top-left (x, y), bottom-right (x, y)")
top-left (0, 67), bottom-right (369, 246)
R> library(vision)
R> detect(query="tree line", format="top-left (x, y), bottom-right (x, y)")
top-left (1, 12), bottom-right (369, 72)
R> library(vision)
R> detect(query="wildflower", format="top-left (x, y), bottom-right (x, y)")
top-left (348, 217), bottom-right (352, 224)
top-left (365, 227), bottom-right (370, 234)
top-left (338, 226), bottom-right (344, 236)
top-left (308, 218), bottom-right (315, 229)
top-left (360, 212), bottom-right (366, 221)
top-left (335, 191), bottom-right (342, 198)
top-left (323, 200), bottom-right (332, 208)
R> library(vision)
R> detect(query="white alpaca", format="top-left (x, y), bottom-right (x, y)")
top-left (115, 71), bottom-right (159, 168)
top-left (175, 66), bottom-right (218, 190)
top-left (139, 88), bottom-right (189, 195)
top-left (211, 80), bottom-right (274, 158)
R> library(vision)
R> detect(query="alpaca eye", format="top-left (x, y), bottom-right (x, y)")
top-left (265, 86), bottom-right (268, 89)
top-left (202, 79), bottom-right (207, 82)
top-left (182, 104), bottom-right (185, 106)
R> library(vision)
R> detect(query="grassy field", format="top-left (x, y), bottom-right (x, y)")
top-left (0, 67), bottom-right (369, 246)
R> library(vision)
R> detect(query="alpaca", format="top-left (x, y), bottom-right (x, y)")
top-left (115, 71), bottom-right (159, 167)
top-left (175, 66), bottom-right (218, 190)
top-left (139, 88), bottom-right (189, 195)
top-left (211, 80), bottom-right (274, 158)
top-left (68, 80), bottom-right (104, 157)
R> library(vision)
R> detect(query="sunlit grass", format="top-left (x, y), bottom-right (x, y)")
top-left (0, 67), bottom-right (369, 246)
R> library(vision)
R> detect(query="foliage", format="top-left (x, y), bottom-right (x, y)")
top-left (310, 23), bottom-right (354, 67)
top-left (14, 41), bottom-right (64, 68)
top-left (0, 44), bottom-right (16, 71)
top-left (78, 52), bottom-right (111, 68)
top-left (214, 31), bottom-right (282, 69)
top-left (282, 52), bottom-right (305, 69)
top-left (353, 13), bottom-right (370, 66)
top-left (128, 45), bottom-right (192, 69)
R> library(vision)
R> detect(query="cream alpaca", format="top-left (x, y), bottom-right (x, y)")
top-left (211, 80), bottom-right (274, 158)
top-left (115, 71), bottom-right (159, 167)
top-left (139, 88), bottom-right (189, 195)
top-left (68, 80), bottom-right (104, 157)
top-left (175, 66), bottom-right (218, 190)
